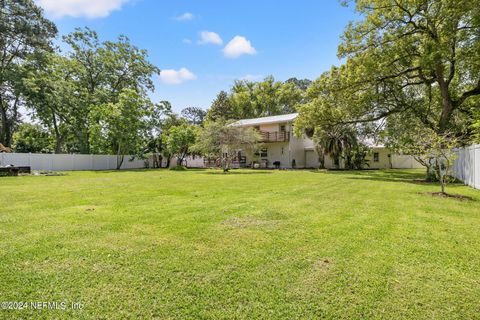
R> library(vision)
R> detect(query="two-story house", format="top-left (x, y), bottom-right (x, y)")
top-left (231, 113), bottom-right (424, 169)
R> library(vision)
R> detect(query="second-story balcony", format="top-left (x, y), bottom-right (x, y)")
top-left (259, 131), bottom-right (290, 143)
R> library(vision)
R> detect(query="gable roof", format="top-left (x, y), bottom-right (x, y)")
top-left (231, 113), bottom-right (298, 127)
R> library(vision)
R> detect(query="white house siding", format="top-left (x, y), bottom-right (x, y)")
top-left (267, 142), bottom-right (290, 167)
top-left (231, 113), bottom-right (426, 170)
top-left (288, 133), bottom-right (309, 168)
top-left (366, 148), bottom-right (392, 169)
top-left (239, 121), bottom-right (294, 168)
top-left (298, 148), bottom-right (424, 170)
top-left (243, 142), bottom-right (288, 168)
top-left (305, 150), bottom-right (318, 168)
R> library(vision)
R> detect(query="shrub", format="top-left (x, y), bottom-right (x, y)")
top-left (169, 165), bottom-right (187, 171)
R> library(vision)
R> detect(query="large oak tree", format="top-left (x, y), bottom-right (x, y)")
top-left (0, 0), bottom-right (56, 146)
top-left (297, 0), bottom-right (480, 142)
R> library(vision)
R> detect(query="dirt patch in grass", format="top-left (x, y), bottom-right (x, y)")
top-left (418, 192), bottom-right (473, 201)
top-left (259, 210), bottom-right (288, 220)
top-left (292, 258), bottom-right (333, 296)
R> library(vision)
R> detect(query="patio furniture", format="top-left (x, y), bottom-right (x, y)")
top-left (0, 166), bottom-right (20, 176)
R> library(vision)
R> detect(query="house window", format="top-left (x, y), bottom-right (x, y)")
top-left (334, 157), bottom-right (339, 166)
top-left (373, 152), bottom-right (379, 162)
top-left (254, 125), bottom-right (260, 131)
top-left (255, 148), bottom-right (268, 158)
top-left (279, 124), bottom-right (286, 132)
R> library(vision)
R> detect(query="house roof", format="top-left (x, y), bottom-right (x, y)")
top-left (231, 113), bottom-right (298, 127)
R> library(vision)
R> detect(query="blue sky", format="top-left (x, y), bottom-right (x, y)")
top-left (36, 0), bottom-right (357, 113)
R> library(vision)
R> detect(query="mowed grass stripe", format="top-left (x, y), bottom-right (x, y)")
top-left (0, 169), bottom-right (479, 319)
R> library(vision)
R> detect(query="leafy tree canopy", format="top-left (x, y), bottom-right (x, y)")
top-left (21, 28), bottom-right (160, 154)
top-left (164, 123), bottom-right (198, 166)
top-left (12, 123), bottom-right (54, 153)
top-left (89, 89), bottom-right (153, 169)
top-left (297, 0), bottom-right (480, 145)
top-left (0, 0), bottom-right (57, 147)
top-left (207, 76), bottom-right (310, 121)
top-left (195, 121), bottom-right (261, 172)
top-left (181, 107), bottom-right (207, 126)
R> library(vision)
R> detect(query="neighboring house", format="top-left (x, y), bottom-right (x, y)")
top-left (231, 113), bottom-right (424, 169)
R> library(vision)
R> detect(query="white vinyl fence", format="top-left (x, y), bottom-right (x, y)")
top-left (161, 156), bottom-right (205, 168)
top-left (391, 155), bottom-right (425, 169)
top-left (0, 153), bottom-right (146, 171)
top-left (453, 144), bottom-right (480, 189)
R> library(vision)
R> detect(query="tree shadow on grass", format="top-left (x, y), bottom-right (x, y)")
top-left (321, 169), bottom-right (430, 185)
top-left (93, 168), bottom-right (209, 174)
top-left (92, 168), bottom-right (152, 173)
top-left (331, 170), bottom-right (470, 191)
top-left (325, 169), bottom-right (476, 201)
top-left (203, 170), bottom-right (273, 175)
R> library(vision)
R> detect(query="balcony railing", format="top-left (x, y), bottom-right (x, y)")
top-left (204, 156), bottom-right (247, 168)
top-left (259, 131), bottom-right (290, 143)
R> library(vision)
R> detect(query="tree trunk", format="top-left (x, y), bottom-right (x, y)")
top-left (54, 136), bottom-right (64, 154)
top-left (0, 102), bottom-right (11, 147)
top-left (52, 113), bottom-right (63, 154)
top-left (435, 158), bottom-right (446, 194)
top-left (438, 99), bottom-right (454, 133)
top-left (334, 156), bottom-right (340, 169)
top-left (116, 154), bottom-right (124, 170)
top-left (158, 155), bottom-right (163, 168)
top-left (422, 157), bottom-right (438, 182)
top-left (166, 155), bottom-right (171, 168)
top-left (116, 143), bottom-right (124, 170)
top-left (319, 154), bottom-right (325, 169)
top-left (222, 155), bottom-right (231, 172)
top-left (436, 64), bottom-right (454, 133)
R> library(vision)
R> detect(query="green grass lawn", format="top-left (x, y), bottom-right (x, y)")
top-left (1, 169), bottom-right (479, 319)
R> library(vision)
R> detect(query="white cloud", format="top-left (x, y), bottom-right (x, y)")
top-left (183, 38), bottom-right (192, 44)
top-left (240, 74), bottom-right (264, 81)
top-left (222, 36), bottom-right (257, 58)
top-left (159, 68), bottom-right (197, 85)
top-left (198, 31), bottom-right (223, 45)
top-left (174, 12), bottom-right (194, 21)
top-left (36, 0), bottom-right (129, 18)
